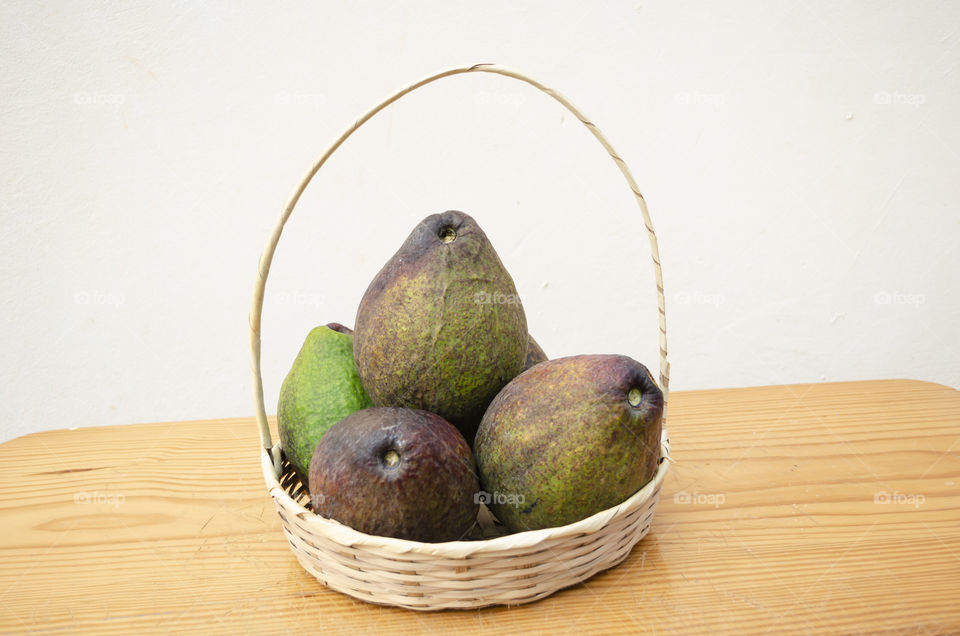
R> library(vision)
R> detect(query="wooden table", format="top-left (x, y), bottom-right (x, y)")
top-left (1, 380), bottom-right (957, 634)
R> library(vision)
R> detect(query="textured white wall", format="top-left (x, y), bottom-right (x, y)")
top-left (1, 1), bottom-right (957, 443)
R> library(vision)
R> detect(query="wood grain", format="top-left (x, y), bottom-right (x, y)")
top-left (0, 379), bottom-right (957, 634)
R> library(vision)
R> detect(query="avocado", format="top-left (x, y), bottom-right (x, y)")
top-left (353, 211), bottom-right (528, 442)
top-left (474, 354), bottom-right (663, 532)
top-left (277, 323), bottom-right (373, 483)
top-left (308, 407), bottom-right (480, 542)
top-left (524, 334), bottom-right (548, 370)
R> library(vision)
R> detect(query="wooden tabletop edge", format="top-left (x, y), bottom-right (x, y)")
top-left (1, 378), bottom-right (955, 450)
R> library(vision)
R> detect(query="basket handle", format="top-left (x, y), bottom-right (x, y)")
top-left (249, 63), bottom-right (670, 456)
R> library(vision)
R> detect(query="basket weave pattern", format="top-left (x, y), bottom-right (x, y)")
top-left (249, 64), bottom-right (671, 610)
top-left (263, 442), bottom-right (668, 610)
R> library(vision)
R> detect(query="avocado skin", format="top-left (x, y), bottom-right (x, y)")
top-left (353, 211), bottom-right (528, 442)
top-left (524, 334), bottom-right (548, 370)
top-left (475, 354), bottom-right (663, 532)
top-left (278, 324), bottom-right (373, 483)
top-left (308, 407), bottom-right (480, 542)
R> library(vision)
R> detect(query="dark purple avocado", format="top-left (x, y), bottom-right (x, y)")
top-left (309, 407), bottom-right (480, 542)
top-left (353, 211), bottom-right (528, 443)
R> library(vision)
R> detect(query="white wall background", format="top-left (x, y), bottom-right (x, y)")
top-left (1, 1), bottom-right (957, 444)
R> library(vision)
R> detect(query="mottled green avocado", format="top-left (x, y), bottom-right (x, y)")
top-left (278, 323), bottom-right (373, 483)
top-left (524, 334), bottom-right (548, 370)
top-left (475, 354), bottom-right (663, 532)
top-left (308, 407), bottom-right (480, 542)
top-left (353, 211), bottom-right (528, 442)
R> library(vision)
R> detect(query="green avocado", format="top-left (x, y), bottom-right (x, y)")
top-left (475, 354), bottom-right (664, 532)
top-left (278, 323), bottom-right (373, 483)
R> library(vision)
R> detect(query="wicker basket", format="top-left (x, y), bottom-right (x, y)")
top-left (248, 64), bottom-right (672, 611)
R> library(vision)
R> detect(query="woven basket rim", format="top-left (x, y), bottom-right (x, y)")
top-left (261, 432), bottom-right (670, 558)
